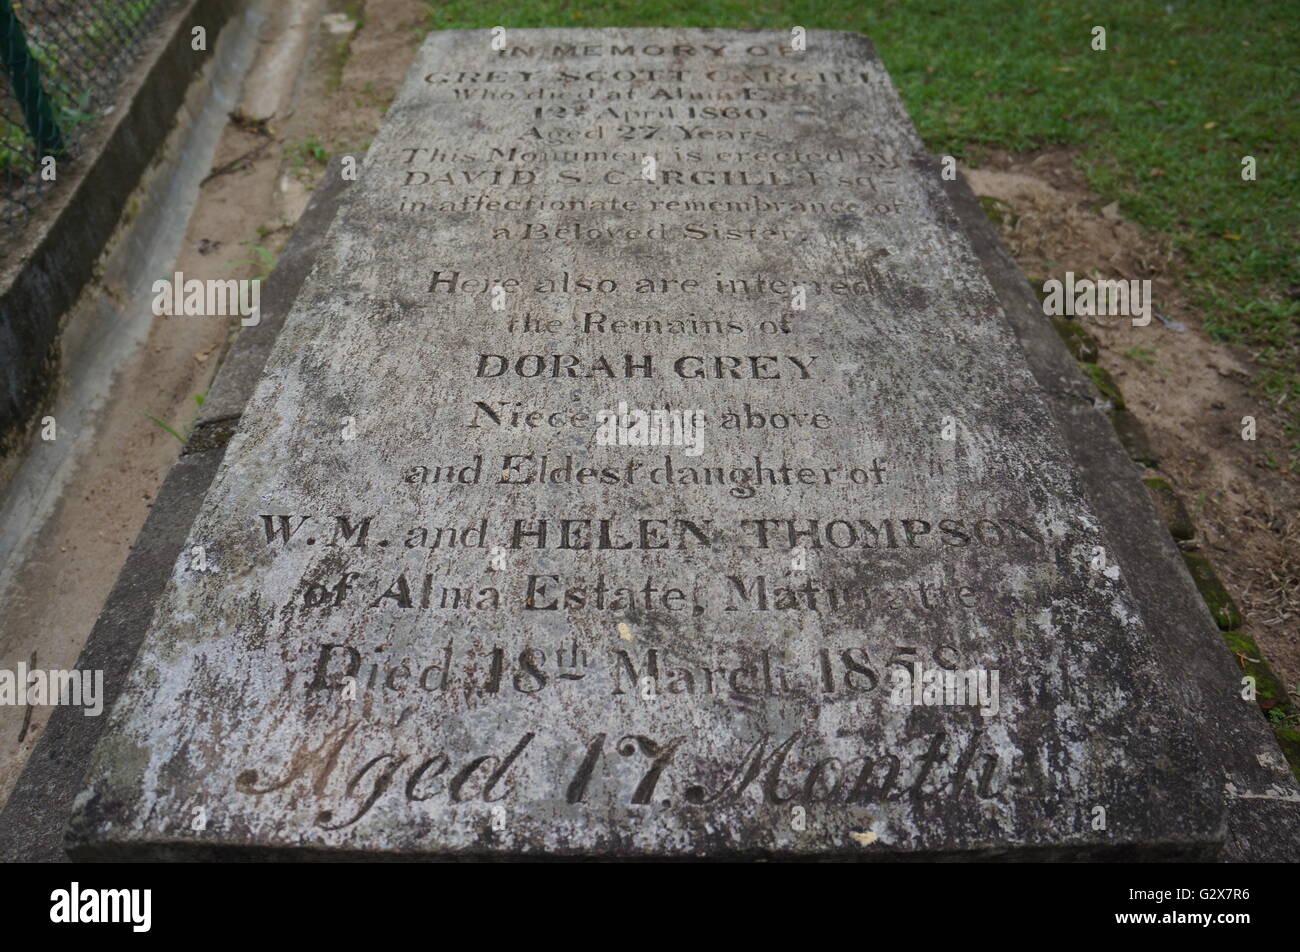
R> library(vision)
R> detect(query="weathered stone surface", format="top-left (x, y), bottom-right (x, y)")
top-left (69, 29), bottom-right (1222, 859)
top-left (1142, 477), bottom-right (1194, 542)
top-left (938, 163), bottom-right (1300, 863)
top-left (1112, 410), bottom-right (1159, 468)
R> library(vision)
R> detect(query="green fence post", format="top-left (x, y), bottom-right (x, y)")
top-left (0, 1), bottom-right (66, 159)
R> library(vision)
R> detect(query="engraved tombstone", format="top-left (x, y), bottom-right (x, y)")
top-left (69, 29), bottom-right (1219, 859)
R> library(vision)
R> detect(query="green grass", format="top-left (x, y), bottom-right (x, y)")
top-left (1120, 346), bottom-right (1158, 366)
top-left (147, 393), bottom-right (205, 445)
top-left (230, 241), bottom-right (277, 280)
top-left (422, 0), bottom-right (1299, 461)
top-left (286, 135), bottom-right (331, 179)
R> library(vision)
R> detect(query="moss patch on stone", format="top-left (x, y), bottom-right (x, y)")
top-left (978, 195), bottom-right (1016, 227)
top-left (1220, 631), bottom-right (1300, 782)
top-left (1221, 630), bottom-right (1286, 705)
top-left (1185, 552), bottom-right (1243, 630)
top-left (1274, 728), bottom-right (1300, 785)
top-left (1078, 362), bottom-right (1125, 411)
top-left (1051, 318), bottom-right (1099, 363)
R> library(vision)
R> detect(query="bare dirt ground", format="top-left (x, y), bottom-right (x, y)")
top-left (0, 0), bottom-right (428, 804)
top-left (967, 148), bottom-right (1300, 695)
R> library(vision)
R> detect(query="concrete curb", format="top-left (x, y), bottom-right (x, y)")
top-left (0, 161), bottom-right (351, 863)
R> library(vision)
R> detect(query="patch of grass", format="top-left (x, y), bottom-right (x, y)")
top-left (420, 0), bottom-right (1299, 462)
top-left (230, 241), bottom-right (276, 279)
top-left (321, 5), bottom-right (366, 91)
top-left (285, 135), bottom-right (330, 180)
top-left (344, 0), bottom-right (367, 31)
top-left (147, 393), bottom-right (206, 445)
top-left (1120, 346), bottom-right (1158, 366)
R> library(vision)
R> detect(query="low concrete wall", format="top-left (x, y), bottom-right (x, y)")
top-left (0, 0), bottom-right (242, 466)
top-left (0, 159), bottom-right (350, 863)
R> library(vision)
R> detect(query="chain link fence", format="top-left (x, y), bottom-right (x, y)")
top-left (2, 0), bottom-right (178, 225)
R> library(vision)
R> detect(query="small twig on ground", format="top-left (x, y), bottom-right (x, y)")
top-left (201, 138), bottom-right (274, 185)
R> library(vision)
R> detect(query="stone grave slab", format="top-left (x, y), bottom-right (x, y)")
top-left (68, 29), bottom-right (1221, 859)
